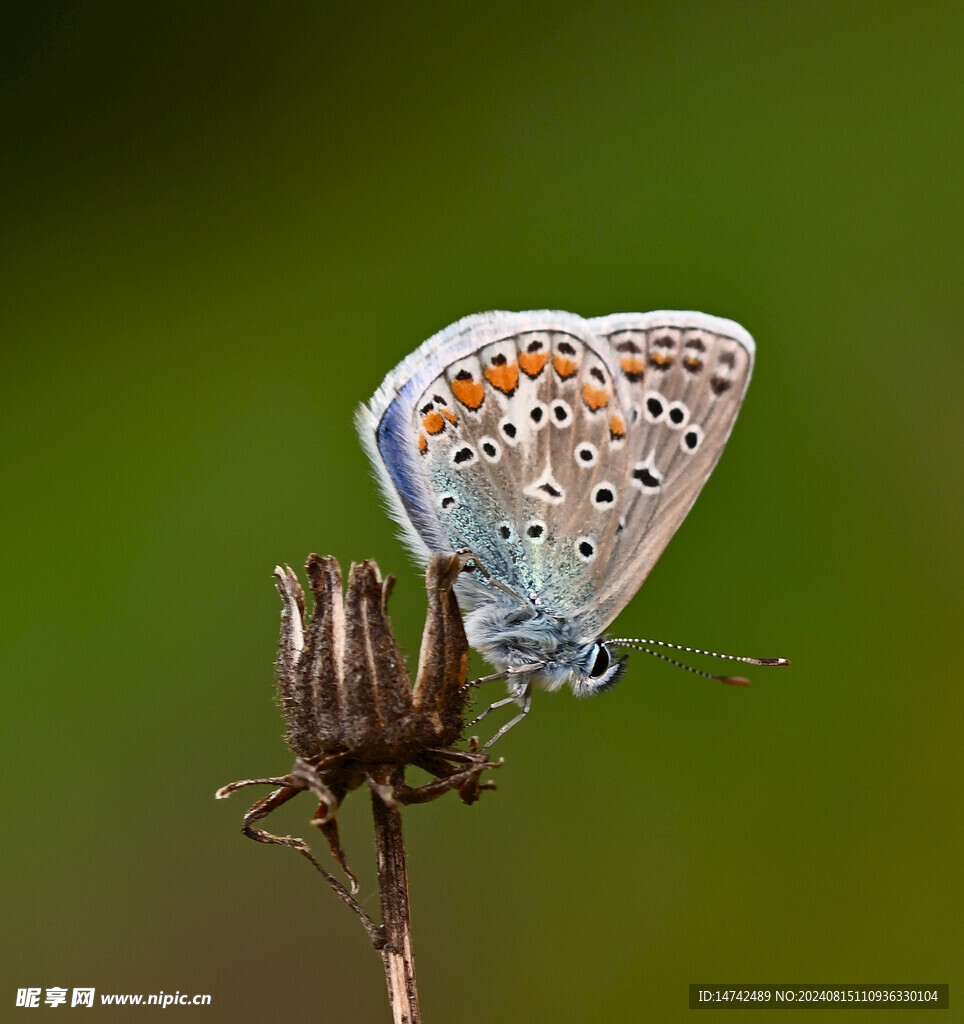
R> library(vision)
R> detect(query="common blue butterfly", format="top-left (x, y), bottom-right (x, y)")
top-left (357, 311), bottom-right (786, 736)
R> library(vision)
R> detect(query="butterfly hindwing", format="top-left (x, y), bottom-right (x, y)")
top-left (574, 311), bottom-right (755, 637)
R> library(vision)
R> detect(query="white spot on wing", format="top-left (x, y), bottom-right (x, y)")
top-left (498, 414), bottom-right (520, 446)
top-left (525, 518), bottom-right (547, 544)
top-left (681, 424), bottom-right (704, 453)
top-left (479, 435), bottom-right (502, 462)
top-left (450, 444), bottom-right (477, 468)
top-left (528, 401), bottom-right (549, 430)
top-left (666, 401), bottom-right (689, 429)
top-left (631, 451), bottom-right (662, 492)
top-left (574, 442), bottom-right (598, 468)
top-left (524, 464), bottom-right (566, 505)
top-left (643, 391), bottom-right (666, 423)
top-left (550, 398), bottom-right (573, 427)
top-left (591, 482), bottom-right (617, 509)
top-left (575, 536), bottom-right (597, 562)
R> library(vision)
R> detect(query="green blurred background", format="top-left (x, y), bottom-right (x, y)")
top-left (2, 2), bottom-right (961, 1021)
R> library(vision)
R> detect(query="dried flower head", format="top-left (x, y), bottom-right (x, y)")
top-left (217, 551), bottom-right (499, 903)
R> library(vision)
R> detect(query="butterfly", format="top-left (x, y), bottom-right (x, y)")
top-left (357, 310), bottom-right (786, 736)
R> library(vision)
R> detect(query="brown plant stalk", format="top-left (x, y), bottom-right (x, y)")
top-left (217, 552), bottom-right (501, 1023)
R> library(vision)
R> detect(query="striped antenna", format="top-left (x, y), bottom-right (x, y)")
top-left (607, 638), bottom-right (790, 686)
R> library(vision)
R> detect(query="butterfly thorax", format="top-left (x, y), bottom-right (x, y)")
top-left (462, 591), bottom-right (626, 697)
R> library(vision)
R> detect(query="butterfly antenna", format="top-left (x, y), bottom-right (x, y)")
top-left (607, 638), bottom-right (789, 686)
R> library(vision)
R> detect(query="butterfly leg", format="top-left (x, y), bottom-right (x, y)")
top-left (459, 670), bottom-right (509, 696)
top-left (467, 693), bottom-right (517, 726)
top-left (481, 686), bottom-right (532, 750)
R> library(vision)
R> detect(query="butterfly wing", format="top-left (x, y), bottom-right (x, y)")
top-left (358, 309), bottom-right (754, 641)
top-left (357, 311), bottom-right (631, 610)
top-left (572, 311), bottom-right (755, 638)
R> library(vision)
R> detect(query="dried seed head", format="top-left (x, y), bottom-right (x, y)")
top-left (220, 553), bottom-right (499, 892)
top-left (274, 552), bottom-right (475, 762)
top-left (218, 545), bottom-right (504, 1020)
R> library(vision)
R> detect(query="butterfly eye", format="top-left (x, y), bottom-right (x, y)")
top-left (582, 643), bottom-right (628, 694)
top-left (589, 644), bottom-right (610, 678)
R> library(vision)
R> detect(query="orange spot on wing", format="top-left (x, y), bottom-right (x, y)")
top-left (484, 362), bottom-right (519, 395)
top-left (648, 351), bottom-right (673, 368)
top-left (553, 355), bottom-right (578, 379)
top-left (609, 414), bottom-right (625, 439)
top-left (582, 384), bottom-right (609, 411)
top-left (422, 411), bottom-right (446, 434)
top-left (519, 351), bottom-right (548, 378)
top-left (620, 355), bottom-right (646, 380)
top-left (450, 376), bottom-right (485, 410)
top-left (683, 355), bottom-right (703, 372)
top-left (417, 433), bottom-right (428, 454)
top-left (441, 407), bottom-right (457, 424)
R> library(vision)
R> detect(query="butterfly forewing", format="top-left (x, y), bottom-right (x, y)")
top-left (393, 314), bottom-right (631, 611)
top-left (574, 312), bottom-right (754, 637)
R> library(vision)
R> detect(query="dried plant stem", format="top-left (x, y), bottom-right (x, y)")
top-left (223, 556), bottom-right (499, 1020)
top-left (371, 773), bottom-right (421, 1024)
